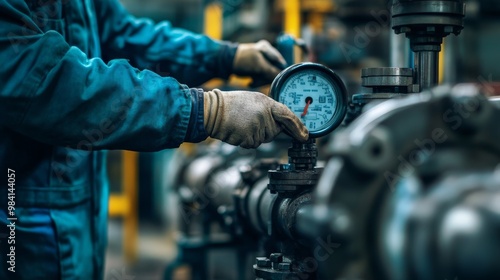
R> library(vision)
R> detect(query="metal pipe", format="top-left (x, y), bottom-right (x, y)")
top-left (414, 51), bottom-right (439, 90)
top-left (245, 177), bottom-right (313, 243)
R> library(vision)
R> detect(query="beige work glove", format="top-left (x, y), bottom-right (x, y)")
top-left (204, 89), bottom-right (309, 148)
top-left (233, 40), bottom-right (287, 82)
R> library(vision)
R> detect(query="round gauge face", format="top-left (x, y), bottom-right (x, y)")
top-left (271, 63), bottom-right (348, 138)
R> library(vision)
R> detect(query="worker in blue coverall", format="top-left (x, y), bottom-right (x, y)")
top-left (0, 0), bottom-right (309, 279)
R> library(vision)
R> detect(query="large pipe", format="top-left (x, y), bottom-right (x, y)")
top-left (244, 178), bottom-right (312, 243)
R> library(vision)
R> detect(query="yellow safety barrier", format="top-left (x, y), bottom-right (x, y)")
top-left (284, 0), bottom-right (301, 38)
top-left (284, 0), bottom-right (301, 64)
top-left (204, 2), bottom-right (223, 39)
top-left (108, 151), bottom-right (138, 264)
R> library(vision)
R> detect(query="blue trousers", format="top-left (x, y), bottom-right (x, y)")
top-left (0, 184), bottom-right (109, 279)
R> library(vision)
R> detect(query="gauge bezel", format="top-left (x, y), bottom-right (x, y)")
top-left (270, 62), bottom-right (348, 138)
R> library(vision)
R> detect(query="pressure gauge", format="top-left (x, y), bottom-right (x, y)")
top-left (270, 63), bottom-right (348, 138)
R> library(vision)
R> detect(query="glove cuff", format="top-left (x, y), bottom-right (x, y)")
top-left (203, 89), bottom-right (223, 137)
top-left (184, 88), bottom-right (209, 143)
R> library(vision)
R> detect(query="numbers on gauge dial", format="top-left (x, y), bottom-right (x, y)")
top-left (278, 70), bottom-right (336, 132)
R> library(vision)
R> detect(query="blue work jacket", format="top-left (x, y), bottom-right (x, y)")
top-left (0, 0), bottom-right (236, 279)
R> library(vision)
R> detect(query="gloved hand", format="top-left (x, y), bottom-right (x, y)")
top-left (204, 89), bottom-right (309, 148)
top-left (233, 40), bottom-right (287, 81)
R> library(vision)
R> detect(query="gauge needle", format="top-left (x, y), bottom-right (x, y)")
top-left (301, 99), bottom-right (311, 117)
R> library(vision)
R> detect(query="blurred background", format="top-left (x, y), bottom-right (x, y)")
top-left (104, 1), bottom-right (500, 279)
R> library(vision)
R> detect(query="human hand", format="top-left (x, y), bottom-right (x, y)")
top-left (233, 40), bottom-right (287, 83)
top-left (203, 89), bottom-right (309, 148)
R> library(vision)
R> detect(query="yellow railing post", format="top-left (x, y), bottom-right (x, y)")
top-left (204, 2), bottom-right (223, 39)
top-left (122, 151), bottom-right (138, 263)
top-left (284, 0), bottom-right (301, 63)
top-left (108, 151), bottom-right (138, 264)
top-left (284, 0), bottom-right (301, 38)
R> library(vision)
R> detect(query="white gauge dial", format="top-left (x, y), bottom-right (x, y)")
top-left (271, 63), bottom-right (348, 138)
top-left (279, 69), bottom-right (337, 133)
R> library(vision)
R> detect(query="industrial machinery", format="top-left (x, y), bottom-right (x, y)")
top-left (307, 84), bottom-right (500, 280)
top-left (351, 0), bottom-right (466, 112)
top-left (167, 1), bottom-right (500, 279)
top-left (251, 62), bottom-right (348, 280)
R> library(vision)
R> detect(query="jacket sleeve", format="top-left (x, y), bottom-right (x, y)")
top-left (93, 0), bottom-right (238, 87)
top-left (0, 0), bottom-right (207, 152)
